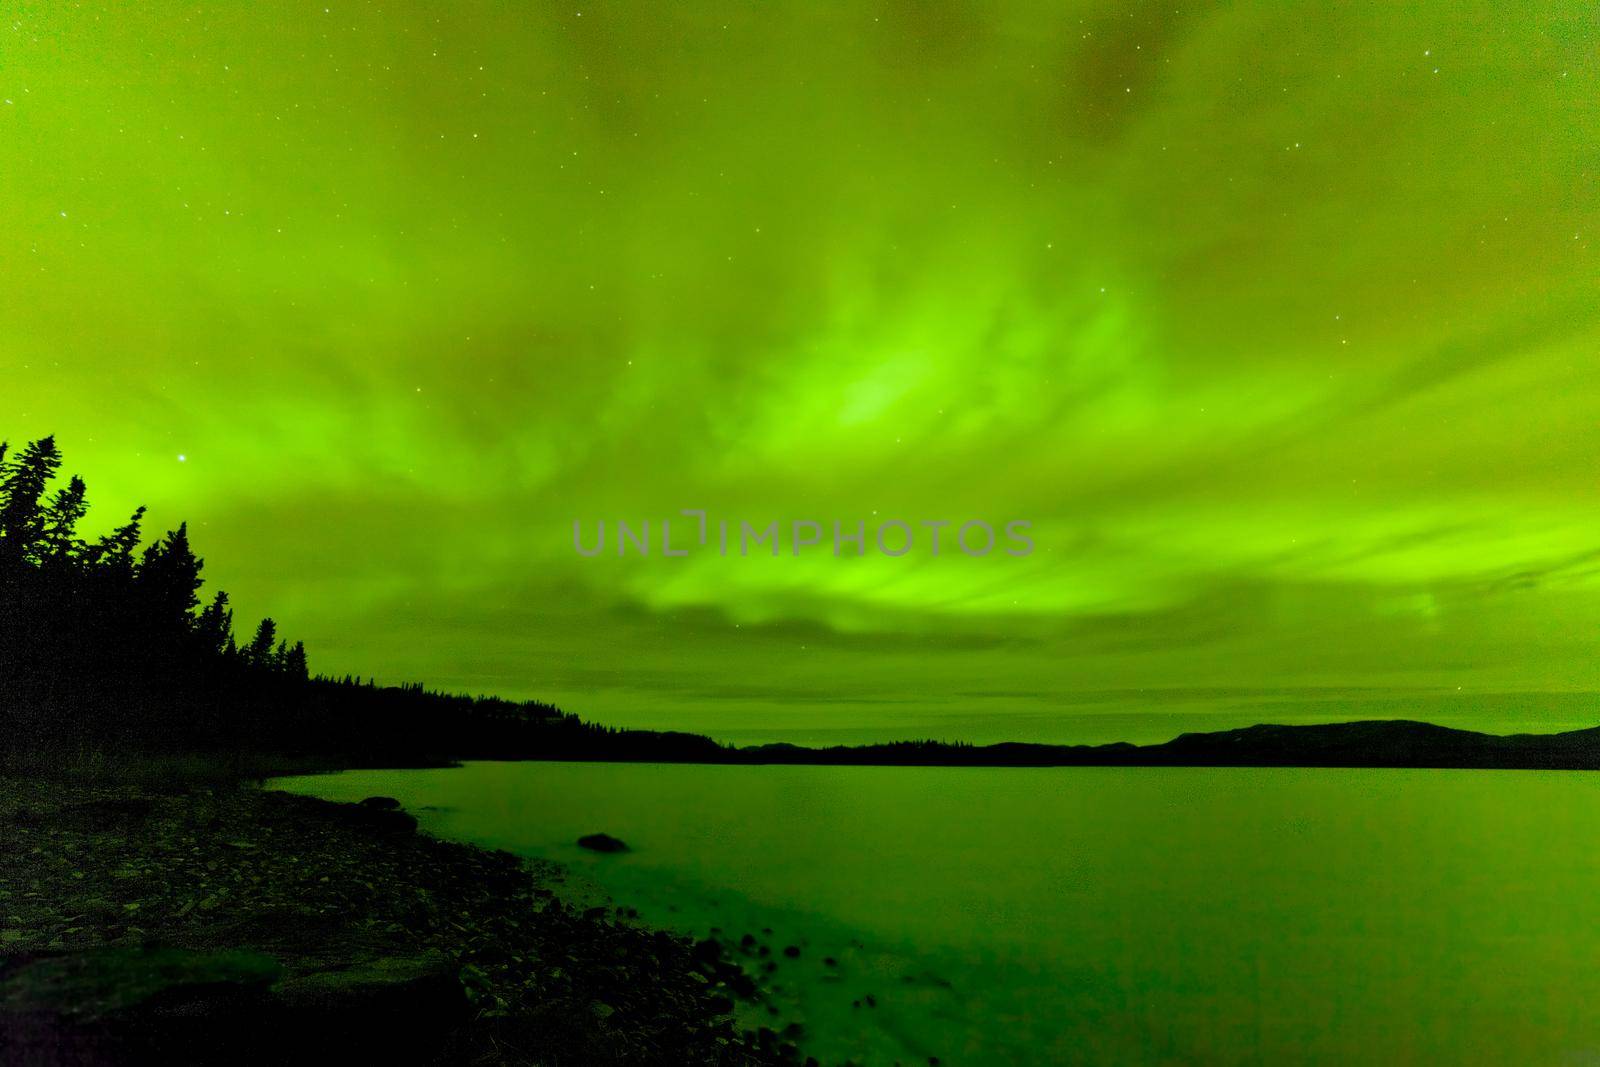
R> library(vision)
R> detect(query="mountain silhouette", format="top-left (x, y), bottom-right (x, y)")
top-left (729, 720), bottom-right (1600, 770)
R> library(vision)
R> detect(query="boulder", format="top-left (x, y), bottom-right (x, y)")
top-left (285, 794), bottom-right (416, 834)
top-left (0, 946), bottom-right (281, 1062)
top-left (0, 946), bottom-right (282, 1018)
top-left (340, 803), bottom-right (417, 834)
top-left (274, 949), bottom-right (469, 1055)
top-left (0, 946), bottom-right (469, 1063)
top-left (576, 833), bottom-right (628, 853)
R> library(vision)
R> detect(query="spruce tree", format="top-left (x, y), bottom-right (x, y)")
top-left (196, 590), bottom-right (234, 657)
top-left (245, 617), bottom-right (278, 667)
top-left (39, 475), bottom-right (89, 563)
top-left (136, 522), bottom-right (204, 626)
top-left (284, 640), bottom-right (309, 680)
top-left (0, 436), bottom-right (62, 565)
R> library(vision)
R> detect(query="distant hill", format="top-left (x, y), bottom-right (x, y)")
top-left (727, 720), bottom-right (1600, 770)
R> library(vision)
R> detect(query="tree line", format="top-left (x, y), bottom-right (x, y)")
top-left (0, 433), bottom-right (730, 772)
top-left (8, 434), bottom-right (1058, 772)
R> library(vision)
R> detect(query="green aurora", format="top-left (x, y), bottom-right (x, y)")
top-left (2, 2), bottom-right (1597, 744)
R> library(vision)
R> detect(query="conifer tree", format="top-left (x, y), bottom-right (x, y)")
top-left (196, 590), bottom-right (234, 657)
top-left (39, 475), bottom-right (88, 563)
top-left (284, 640), bottom-right (309, 680)
top-left (0, 436), bottom-right (62, 565)
top-left (136, 522), bottom-right (204, 626)
top-left (88, 506), bottom-right (147, 572)
top-left (245, 617), bottom-right (278, 667)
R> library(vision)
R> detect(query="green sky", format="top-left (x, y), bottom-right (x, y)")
top-left (3, 2), bottom-right (1597, 743)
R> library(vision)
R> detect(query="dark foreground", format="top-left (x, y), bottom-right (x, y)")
top-left (0, 778), bottom-right (792, 1066)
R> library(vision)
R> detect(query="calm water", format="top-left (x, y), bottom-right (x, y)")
top-left (272, 763), bottom-right (1600, 1065)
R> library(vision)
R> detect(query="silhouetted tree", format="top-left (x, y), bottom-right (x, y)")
top-left (284, 640), bottom-right (309, 681)
top-left (87, 506), bottom-right (146, 570)
top-left (244, 617), bottom-right (278, 668)
top-left (0, 432), bottom-right (590, 771)
top-left (0, 436), bottom-right (62, 565)
top-left (38, 475), bottom-right (88, 564)
top-left (196, 591), bottom-right (234, 657)
top-left (136, 522), bottom-right (203, 627)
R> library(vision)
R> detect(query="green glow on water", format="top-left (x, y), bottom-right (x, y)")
top-left (275, 763), bottom-right (1600, 1065)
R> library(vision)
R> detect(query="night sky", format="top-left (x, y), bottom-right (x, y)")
top-left (4, 3), bottom-right (1597, 743)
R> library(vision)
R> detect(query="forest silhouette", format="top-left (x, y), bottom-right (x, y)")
top-left (0, 434), bottom-right (728, 772)
top-left (6, 432), bottom-right (1600, 775)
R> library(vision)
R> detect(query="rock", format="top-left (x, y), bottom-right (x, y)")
top-left (297, 796), bottom-right (417, 834)
top-left (0, 937), bottom-right (464, 1061)
top-left (348, 806), bottom-right (418, 834)
top-left (0, 946), bottom-right (282, 1017)
top-left (55, 797), bottom-right (154, 831)
top-left (273, 949), bottom-right (469, 1057)
top-left (214, 903), bottom-right (349, 947)
top-left (724, 969), bottom-right (758, 999)
top-left (576, 833), bottom-right (628, 853)
top-left (0, 778), bottom-right (797, 1066)
top-left (358, 796), bottom-right (402, 810)
top-left (0, 946), bottom-right (282, 1062)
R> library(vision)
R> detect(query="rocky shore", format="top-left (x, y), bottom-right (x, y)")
top-left (0, 777), bottom-right (799, 1065)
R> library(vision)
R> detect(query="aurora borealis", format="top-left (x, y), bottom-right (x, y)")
top-left (3, 2), bottom-right (1597, 743)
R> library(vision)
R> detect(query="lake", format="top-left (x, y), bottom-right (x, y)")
top-left (271, 763), bottom-right (1600, 1065)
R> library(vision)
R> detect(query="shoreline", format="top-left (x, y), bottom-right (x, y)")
top-left (0, 776), bottom-right (798, 1065)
